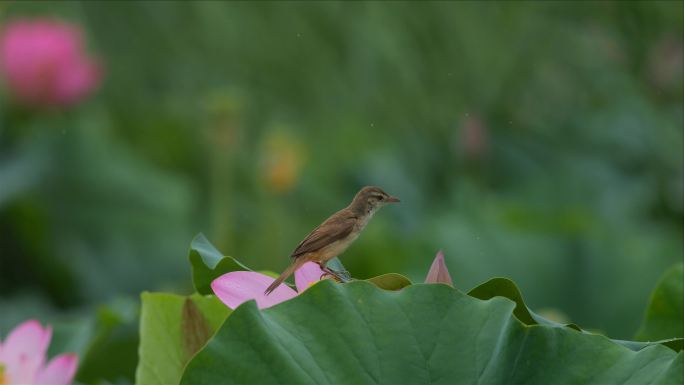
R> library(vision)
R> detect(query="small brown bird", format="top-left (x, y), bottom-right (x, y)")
top-left (264, 186), bottom-right (400, 295)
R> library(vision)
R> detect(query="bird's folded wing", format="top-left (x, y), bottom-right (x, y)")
top-left (290, 215), bottom-right (355, 258)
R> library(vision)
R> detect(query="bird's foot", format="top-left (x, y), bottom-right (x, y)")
top-left (333, 269), bottom-right (351, 282)
top-left (320, 272), bottom-right (339, 282)
top-left (320, 266), bottom-right (351, 283)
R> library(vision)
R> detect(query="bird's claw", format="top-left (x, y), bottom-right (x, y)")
top-left (319, 267), bottom-right (351, 283)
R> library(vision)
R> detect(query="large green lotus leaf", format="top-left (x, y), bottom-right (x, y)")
top-left (188, 233), bottom-right (250, 294)
top-left (635, 264), bottom-right (684, 342)
top-left (180, 280), bottom-right (682, 385)
top-left (468, 277), bottom-right (682, 352)
top-left (135, 292), bottom-right (230, 385)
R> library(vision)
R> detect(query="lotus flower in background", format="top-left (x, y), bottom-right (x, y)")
top-left (0, 320), bottom-right (78, 385)
top-left (425, 250), bottom-right (454, 286)
top-left (0, 19), bottom-right (102, 108)
top-left (211, 262), bottom-right (326, 309)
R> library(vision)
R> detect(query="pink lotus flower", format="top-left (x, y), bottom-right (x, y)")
top-left (0, 19), bottom-right (102, 108)
top-left (0, 320), bottom-right (78, 385)
top-left (425, 250), bottom-right (454, 286)
top-left (211, 262), bottom-right (326, 309)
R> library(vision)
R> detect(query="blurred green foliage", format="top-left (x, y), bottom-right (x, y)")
top-left (0, 1), bottom-right (682, 365)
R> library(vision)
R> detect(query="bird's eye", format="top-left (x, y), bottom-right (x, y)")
top-left (378, 196), bottom-right (384, 201)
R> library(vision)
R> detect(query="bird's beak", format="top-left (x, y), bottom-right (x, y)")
top-left (386, 195), bottom-right (400, 203)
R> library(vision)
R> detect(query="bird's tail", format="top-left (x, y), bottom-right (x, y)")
top-left (264, 258), bottom-right (307, 295)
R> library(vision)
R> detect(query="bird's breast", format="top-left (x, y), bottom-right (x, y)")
top-left (355, 212), bottom-right (374, 230)
top-left (318, 229), bottom-right (361, 262)
top-left (318, 240), bottom-right (348, 262)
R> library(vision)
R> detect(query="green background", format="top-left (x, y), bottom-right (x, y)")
top-left (1, 0), bottom-right (682, 359)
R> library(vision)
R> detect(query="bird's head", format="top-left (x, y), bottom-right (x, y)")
top-left (351, 186), bottom-right (400, 214)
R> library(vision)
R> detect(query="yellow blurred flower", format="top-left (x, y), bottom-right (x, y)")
top-left (260, 130), bottom-right (305, 193)
top-left (536, 308), bottom-right (570, 324)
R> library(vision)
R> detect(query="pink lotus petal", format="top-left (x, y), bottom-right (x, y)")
top-left (34, 353), bottom-right (78, 385)
top-left (425, 250), bottom-right (454, 286)
top-left (211, 271), bottom-right (298, 310)
top-left (294, 262), bottom-right (325, 292)
top-left (0, 320), bottom-right (52, 384)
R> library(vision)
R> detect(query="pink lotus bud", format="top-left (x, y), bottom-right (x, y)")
top-left (425, 250), bottom-right (454, 286)
top-left (0, 19), bottom-right (102, 108)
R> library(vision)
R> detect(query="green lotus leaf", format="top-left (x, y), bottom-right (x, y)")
top-left (614, 338), bottom-right (682, 353)
top-left (635, 264), bottom-right (684, 342)
top-left (468, 276), bottom-right (682, 352)
top-left (180, 280), bottom-right (682, 385)
top-left (188, 233), bottom-right (250, 295)
top-left (468, 277), bottom-right (581, 330)
top-left (366, 273), bottom-right (412, 290)
top-left (136, 292), bottom-right (230, 385)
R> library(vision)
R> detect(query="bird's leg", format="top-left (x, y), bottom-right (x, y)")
top-left (320, 266), bottom-right (341, 280)
top-left (318, 263), bottom-right (350, 282)
top-left (331, 269), bottom-right (351, 282)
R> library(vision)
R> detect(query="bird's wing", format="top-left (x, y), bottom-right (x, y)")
top-left (291, 212), bottom-right (355, 259)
